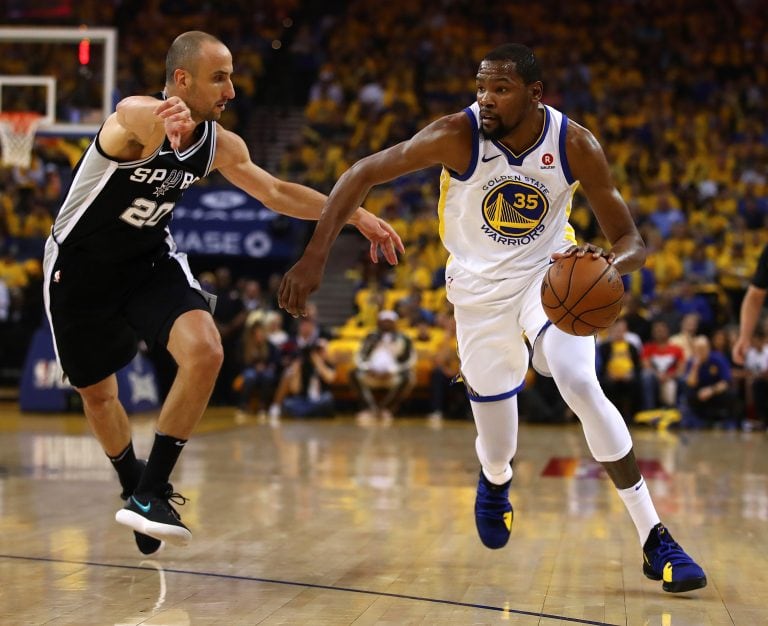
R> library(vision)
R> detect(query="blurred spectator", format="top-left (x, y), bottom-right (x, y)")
top-left (264, 310), bottom-right (290, 351)
top-left (623, 266), bottom-right (656, 304)
top-left (358, 72), bottom-right (385, 113)
top-left (20, 200), bottom-right (53, 240)
top-left (640, 321), bottom-right (686, 411)
top-left (352, 283), bottom-right (386, 329)
top-left (683, 335), bottom-right (737, 429)
top-left (669, 313), bottom-right (701, 363)
top-left (395, 286), bottom-right (436, 327)
top-left (644, 228), bottom-right (683, 291)
top-left (620, 293), bottom-right (652, 343)
top-left (738, 184), bottom-right (768, 230)
top-left (672, 281), bottom-right (715, 332)
top-left (682, 246), bottom-right (717, 285)
top-left (0, 245), bottom-right (28, 289)
top-left (426, 314), bottom-right (468, 423)
top-left (300, 300), bottom-right (333, 341)
top-left (598, 319), bottom-right (642, 422)
top-left (648, 193), bottom-right (685, 238)
top-left (269, 334), bottom-right (336, 421)
top-left (664, 222), bottom-right (696, 261)
top-left (646, 291), bottom-right (682, 335)
top-left (236, 319), bottom-right (281, 417)
top-left (40, 163), bottom-right (63, 211)
top-left (351, 310), bottom-right (416, 423)
top-left (309, 66), bottom-right (344, 106)
top-left (211, 267), bottom-right (247, 405)
top-left (716, 239), bottom-right (758, 319)
top-left (240, 278), bottom-right (264, 313)
top-left (284, 310), bottom-right (326, 355)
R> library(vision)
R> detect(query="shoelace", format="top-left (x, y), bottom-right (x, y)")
top-left (168, 492), bottom-right (189, 506)
top-left (650, 536), bottom-right (688, 567)
top-left (158, 485), bottom-right (189, 520)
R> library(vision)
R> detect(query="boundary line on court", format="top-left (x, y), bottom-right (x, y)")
top-left (0, 553), bottom-right (619, 625)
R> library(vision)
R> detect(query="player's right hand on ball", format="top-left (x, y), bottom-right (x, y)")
top-left (552, 244), bottom-right (614, 263)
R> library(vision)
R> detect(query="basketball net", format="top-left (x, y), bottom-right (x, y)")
top-left (0, 111), bottom-right (42, 168)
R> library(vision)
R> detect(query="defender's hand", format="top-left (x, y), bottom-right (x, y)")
top-left (731, 337), bottom-right (749, 366)
top-left (352, 209), bottom-right (406, 264)
top-left (154, 96), bottom-right (196, 150)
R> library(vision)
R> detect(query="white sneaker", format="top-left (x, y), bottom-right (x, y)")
top-left (427, 411), bottom-right (443, 429)
top-left (356, 409), bottom-right (375, 426)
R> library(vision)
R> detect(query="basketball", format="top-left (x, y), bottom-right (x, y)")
top-left (540, 254), bottom-right (625, 336)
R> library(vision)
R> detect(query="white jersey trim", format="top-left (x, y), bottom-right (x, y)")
top-left (53, 143), bottom-right (119, 243)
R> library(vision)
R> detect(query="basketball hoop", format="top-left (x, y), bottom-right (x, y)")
top-left (0, 111), bottom-right (42, 168)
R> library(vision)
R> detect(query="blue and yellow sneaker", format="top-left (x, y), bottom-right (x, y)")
top-left (474, 470), bottom-right (513, 549)
top-left (643, 523), bottom-right (707, 592)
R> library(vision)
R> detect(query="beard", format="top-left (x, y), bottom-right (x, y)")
top-left (480, 122), bottom-right (510, 141)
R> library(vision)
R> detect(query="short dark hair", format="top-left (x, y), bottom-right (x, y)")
top-left (482, 44), bottom-right (541, 84)
top-left (165, 31), bottom-right (223, 84)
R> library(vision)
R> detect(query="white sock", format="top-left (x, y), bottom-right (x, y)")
top-left (616, 477), bottom-right (661, 544)
top-left (471, 397), bottom-right (518, 486)
top-left (481, 460), bottom-right (513, 485)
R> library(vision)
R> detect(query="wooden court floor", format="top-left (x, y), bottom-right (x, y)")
top-left (0, 403), bottom-right (766, 626)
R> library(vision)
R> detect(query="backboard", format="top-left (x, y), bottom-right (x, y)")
top-left (0, 26), bottom-right (117, 136)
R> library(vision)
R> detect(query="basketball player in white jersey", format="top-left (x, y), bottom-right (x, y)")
top-left (43, 31), bottom-right (404, 555)
top-left (279, 44), bottom-right (706, 593)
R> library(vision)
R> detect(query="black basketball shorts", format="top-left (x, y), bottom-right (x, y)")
top-left (43, 241), bottom-right (215, 388)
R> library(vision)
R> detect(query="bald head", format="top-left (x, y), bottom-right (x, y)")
top-left (165, 31), bottom-right (224, 85)
top-left (692, 334), bottom-right (711, 360)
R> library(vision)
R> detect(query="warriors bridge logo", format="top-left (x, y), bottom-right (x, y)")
top-left (480, 179), bottom-right (549, 245)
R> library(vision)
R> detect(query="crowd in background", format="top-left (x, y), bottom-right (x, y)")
top-left (1, 0), bottom-right (767, 428)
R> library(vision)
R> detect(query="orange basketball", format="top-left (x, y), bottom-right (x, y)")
top-left (540, 254), bottom-right (625, 336)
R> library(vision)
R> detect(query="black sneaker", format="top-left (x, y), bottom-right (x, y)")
top-left (115, 483), bottom-right (191, 547)
top-left (643, 523), bottom-right (707, 593)
top-left (132, 529), bottom-right (164, 556)
top-left (119, 460), bottom-right (164, 556)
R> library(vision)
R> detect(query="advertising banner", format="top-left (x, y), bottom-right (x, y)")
top-left (170, 187), bottom-right (303, 259)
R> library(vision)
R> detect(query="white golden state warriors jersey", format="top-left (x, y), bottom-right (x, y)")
top-left (438, 102), bottom-right (579, 281)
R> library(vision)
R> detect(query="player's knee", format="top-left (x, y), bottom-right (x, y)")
top-left (555, 370), bottom-right (600, 406)
top-left (184, 334), bottom-right (224, 375)
top-left (77, 385), bottom-right (119, 411)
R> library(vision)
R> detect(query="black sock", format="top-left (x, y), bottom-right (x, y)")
top-left (108, 442), bottom-right (143, 497)
top-left (136, 432), bottom-right (187, 494)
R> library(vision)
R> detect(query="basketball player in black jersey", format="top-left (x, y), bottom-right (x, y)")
top-left (43, 31), bottom-right (404, 555)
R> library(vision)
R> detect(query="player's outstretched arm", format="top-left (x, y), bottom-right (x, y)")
top-left (213, 127), bottom-right (405, 264)
top-left (732, 285), bottom-right (767, 364)
top-left (561, 121), bottom-right (646, 275)
top-left (278, 113), bottom-right (471, 317)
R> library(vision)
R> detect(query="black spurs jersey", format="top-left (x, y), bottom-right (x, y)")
top-left (52, 106), bottom-right (216, 263)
